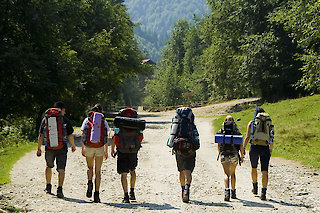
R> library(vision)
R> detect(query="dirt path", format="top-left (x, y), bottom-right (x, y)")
top-left (1, 98), bottom-right (320, 212)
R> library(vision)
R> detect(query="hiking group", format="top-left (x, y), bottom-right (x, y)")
top-left (37, 102), bottom-right (274, 204)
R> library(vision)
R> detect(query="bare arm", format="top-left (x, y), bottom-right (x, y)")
top-left (37, 134), bottom-right (44, 157)
top-left (243, 121), bottom-right (252, 155)
top-left (111, 137), bottom-right (116, 157)
top-left (68, 134), bottom-right (76, 152)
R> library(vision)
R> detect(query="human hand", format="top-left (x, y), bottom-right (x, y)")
top-left (81, 148), bottom-right (86, 157)
top-left (71, 145), bottom-right (76, 152)
top-left (36, 149), bottom-right (41, 157)
top-left (243, 149), bottom-right (246, 156)
top-left (240, 156), bottom-right (244, 164)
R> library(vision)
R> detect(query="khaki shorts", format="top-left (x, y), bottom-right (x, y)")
top-left (221, 154), bottom-right (239, 164)
top-left (85, 146), bottom-right (105, 157)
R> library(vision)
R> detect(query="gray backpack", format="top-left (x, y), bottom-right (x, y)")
top-left (252, 112), bottom-right (273, 146)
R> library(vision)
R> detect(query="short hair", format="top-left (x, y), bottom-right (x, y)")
top-left (92, 103), bottom-right (103, 113)
top-left (257, 107), bottom-right (265, 113)
top-left (54, 101), bottom-right (66, 109)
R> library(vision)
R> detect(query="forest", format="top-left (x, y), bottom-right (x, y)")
top-left (0, 0), bottom-right (319, 145)
top-left (143, 0), bottom-right (320, 107)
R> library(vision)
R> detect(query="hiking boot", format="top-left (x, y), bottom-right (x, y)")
top-left (252, 182), bottom-right (258, 195)
top-left (122, 194), bottom-right (130, 203)
top-left (182, 189), bottom-right (190, 203)
top-left (57, 186), bottom-right (64, 198)
top-left (45, 184), bottom-right (52, 194)
top-left (224, 189), bottom-right (230, 201)
top-left (231, 189), bottom-right (237, 199)
top-left (94, 191), bottom-right (101, 203)
top-left (86, 181), bottom-right (93, 198)
top-left (129, 191), bottom-right (136, 200)
top-left (260, 188), bottom-right (267, 201)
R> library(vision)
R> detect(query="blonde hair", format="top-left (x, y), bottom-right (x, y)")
top-left (225, 115), bottom-right (234, 122)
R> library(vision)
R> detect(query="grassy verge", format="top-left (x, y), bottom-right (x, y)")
top-left (212, 95), bottom-right (320, 170)
top-left (0, 142), bottom-right (37, 184)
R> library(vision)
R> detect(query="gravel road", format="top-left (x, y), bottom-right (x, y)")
top-left (0, 98), bottom-right (319, 212)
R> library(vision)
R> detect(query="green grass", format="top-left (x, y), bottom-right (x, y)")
top-left (212, 95), bottom-right (320, 170)
top-left (0, 142), bottom-right (37, 184)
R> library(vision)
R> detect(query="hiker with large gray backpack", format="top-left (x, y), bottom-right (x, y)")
top-left (167, 107), bottom-right (200, 203)
top-left (243, 107), bottom-right (275, 200)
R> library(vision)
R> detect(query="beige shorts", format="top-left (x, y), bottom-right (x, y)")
top-left (84, 146), bottom-right (105, 157)
top-left (221, 154), bottom-right (239, 164)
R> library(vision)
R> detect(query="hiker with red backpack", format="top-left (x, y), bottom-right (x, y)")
top-left (80, 103), bottom-right (110, 203)
top-left (215, 115), bottom-right (244, 201)
top-left (167, 107), bottom-right (200, 203)
top-left (110, 108), bottom-right (145, 203)
top-left (36, 101), bottom-right (76, 198)
top-left (243, 107), bottom-right (275, 200)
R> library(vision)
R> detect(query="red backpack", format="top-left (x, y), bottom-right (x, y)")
top-left (85, 111), bottom-right (106, 147)
top-left (45, 108), bottom-right (64, 149)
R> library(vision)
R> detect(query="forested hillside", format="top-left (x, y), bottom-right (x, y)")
top-left (0, 0), bottom-right (146, 142)
top-left (125, 0), bottom-right (209, 61)
top-left (144, 0), bottom-right (320, 107)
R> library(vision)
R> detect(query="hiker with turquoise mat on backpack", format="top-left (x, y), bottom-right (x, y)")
top-left (80, 103), bottom-right (110, 203)
top-left (167, 107), bottom-right (200, 203)
top-left (243, 107), bottom-right (275, 200)
top-left (215, 115), bottom-right (244, 201)
top-left (111, 108), bottom-right (145, 203)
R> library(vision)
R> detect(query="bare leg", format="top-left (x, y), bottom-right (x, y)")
top-left (121, 173), bottom-right (128, 193)
top-left (94, 156), bottom-right (103, 191)
top-left (45, 167), bottom-right (52, 184)
top-left (86, 157), bottom-right (94, 181)
top-left (222, 162), bottom-right (230, 188)
top-left (179, 171), bottom-right (186, 186)
top-left (229, 163), bottom-right (237, 189)
top-left (57, 169), bottom-right (65, 187)
top-left (261, 171), bottom-right (268, 188)
top-left (185, 170), bottom-right (192, 185)
top-left (251, 168), bottom-right (258, 182)
top-left (129, 170), bottom-right (136, 189)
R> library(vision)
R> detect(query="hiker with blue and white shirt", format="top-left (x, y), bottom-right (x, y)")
top-left (80, 103), bottom-right (110, 203)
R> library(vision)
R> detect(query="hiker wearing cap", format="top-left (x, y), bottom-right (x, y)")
top-left (37, 101), bottom-right (76, 198)
top-left (110, 108), bottom-right (144, 203)
top-left (243, 107), bottom-right (274, 200)
top-left (216, 115), bottom-right (244, 201)
top-left (167, 107), bottom-right (200, 203)
top-left (80, 103), bottom-right (110, 203)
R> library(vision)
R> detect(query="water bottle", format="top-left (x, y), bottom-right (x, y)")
top-left (167, 118), bottom-right (179, 148)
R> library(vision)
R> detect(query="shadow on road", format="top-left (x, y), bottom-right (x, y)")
top-left (268, 198), bottom-right (313, 209)
top-left (238, 198), bottom-right (274, 208)
top-left (63, 196), bottom-right (92, 204)
top-left (104, 202), bottom-right (179, 210)
top-left (191, 200), bottom-right (232, 207)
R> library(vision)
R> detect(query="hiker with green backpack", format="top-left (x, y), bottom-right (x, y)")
top-left (243, 107), bottom-right (275, 200)
top-left (215, 115), bottom-right (244, 201)
top-left (167, 107), bottom-right (200, 203)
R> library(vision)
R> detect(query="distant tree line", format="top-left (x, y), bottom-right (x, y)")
top-left (0, 0), bottom-right (147, 136)
top-left (143, 0), bottom-right (320, 107)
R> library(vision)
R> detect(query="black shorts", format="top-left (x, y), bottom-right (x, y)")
top-left (175, 153), bottom-right (196, 172)
top-left (117, 151), bottom-right (138, 174)
top-left (45, 146), bottom-right (68, 170)
top-left (249, 145), bottom-right (271, 171)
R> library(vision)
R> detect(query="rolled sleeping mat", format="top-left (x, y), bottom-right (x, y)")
top-left (90, 112), bottom-right (103, 142)
top-left (114, 116), bottom-right (146, 130)
top-left (215, 134), bottom-right (243, 145)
